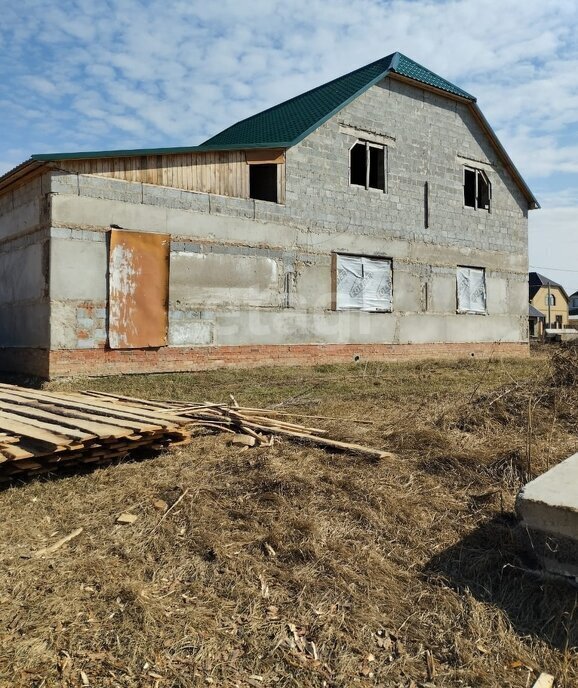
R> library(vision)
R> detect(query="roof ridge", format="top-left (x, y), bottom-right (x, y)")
top-left (530, 271), bottom-right (565, 290)
top-left (391, 52), bottom-right (476, 101)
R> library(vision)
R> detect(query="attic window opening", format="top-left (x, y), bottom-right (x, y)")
top-left (350, 141), bottom-right (386, 191)
top-left (250, 164), bottom-right (277, 202)
top-left (546, 293), bottom-right (556, 307)
top-left (464, 166), bottom-right (491, 210)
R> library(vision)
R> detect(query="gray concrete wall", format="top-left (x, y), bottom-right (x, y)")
top-left (0, 174), bottom-right (51, 349)
top-left (46, 76), bottom-right (529, 352)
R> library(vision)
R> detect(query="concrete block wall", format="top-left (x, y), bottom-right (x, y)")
top-left (285, 77), bottom-right (528, 255)
top-left (0, 175), bottom-right (51, 367)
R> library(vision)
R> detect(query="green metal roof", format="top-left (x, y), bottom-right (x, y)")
top-left (23, 52), bottom-right (538, 208)
top-left (393, 53), bottom-right (474, 100)
top-left (30, 52), bottom-right (474, 161)
top-left (200, 52), bottom-right (475, 149)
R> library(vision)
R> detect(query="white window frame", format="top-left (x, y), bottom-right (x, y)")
top-left (334, 253), bottom-right (393, 312)
top-left (349, 140), bottom-right (388, 192)
top-left (456, 266), bottom-right (487, 314)
top-left (463, 166), bottom-right (491, 211)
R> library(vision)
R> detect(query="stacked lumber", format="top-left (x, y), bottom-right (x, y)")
top-left (0, 385), bottom-right (392, 482)
top-left (0, 384), bottom-right (190, 481)
top-left (83, 393), bottom-right (392, 461)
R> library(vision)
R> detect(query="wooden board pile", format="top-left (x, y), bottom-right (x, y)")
top-left (0, 385), bottom-right (392, 482)
top-left (104, 394), bottom-right (392, 460)
top-left (0, 384), bottom-right (190, 481)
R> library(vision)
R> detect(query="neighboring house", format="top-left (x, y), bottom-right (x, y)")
top-left (529, 272), bottom-right (569, 329)
top-left (569, 291), bottom-right (578, 318)
top-left (528, 304), bottom-right (546, 338)
top-left (0, 52), bottom-right (538, 378)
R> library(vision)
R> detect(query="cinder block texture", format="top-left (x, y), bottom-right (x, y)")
top-left (286, 79), bottom-right (527, 253)
top-left (516, 453), bottom-right (578, 582)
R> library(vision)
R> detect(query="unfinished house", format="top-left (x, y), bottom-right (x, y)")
top-left (0, 52), bottom-right (538, 378)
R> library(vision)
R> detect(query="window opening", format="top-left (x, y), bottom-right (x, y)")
top-left (457, 266), bottom-right (486, 313)
top-left (368, 146), bottom-right (385, 190)
top-left (250, 164), bottom-right (277, 202)
top-left (464, 167), bottom-right (491, 210)
top-left (350, 141), bottom-right (386, 191)
top-left (350, 143), bottom-right (367, 187)
top-left (477, 171), bottom-right (490, 209)
top-left (464, 169), bottom-right (476, 207)
top-left (335, 254), bottom-right (392, 311)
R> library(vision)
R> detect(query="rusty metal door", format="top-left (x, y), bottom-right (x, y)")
top-left (108, 230), bottom-right (170, 349)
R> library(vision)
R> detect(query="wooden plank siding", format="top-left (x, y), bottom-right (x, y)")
top-left (55, 150), bottom-right (286, 204)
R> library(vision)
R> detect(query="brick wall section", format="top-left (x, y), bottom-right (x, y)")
top-left (48, 342), bottom-right (528, 378)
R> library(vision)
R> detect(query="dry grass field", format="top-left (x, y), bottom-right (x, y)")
top-left (0, 350), bottom-right (577, 687)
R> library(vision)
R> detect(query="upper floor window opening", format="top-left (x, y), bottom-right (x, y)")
top-left (546, 293), bottom-right (556, 307)
top-left (464, 166), bottom-right (491, 211)
top-left (249, 164), bottom-right (278, 203)
top-left (350, 141), bottom-right (386, 192)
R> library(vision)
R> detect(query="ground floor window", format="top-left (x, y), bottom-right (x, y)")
top-left (456, 266), bottom-right (486, 313)
top-left (334, 254), bottom-right (392, 311)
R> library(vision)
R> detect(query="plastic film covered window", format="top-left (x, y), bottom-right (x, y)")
top-left (336, 254), bottom-right (392, 311)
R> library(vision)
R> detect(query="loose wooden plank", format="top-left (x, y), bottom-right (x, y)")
top-left (33, 528), bottom-right (83, 557)
top-left (29, 400), bottom-right (162, 433)
top-left (239, 421), bottom-right (393, 460)
top-left (0, 408), bottom-right (94, 442)
top-left (0, 386), bottom-right (180, 427)
top-left (82, 390), bottom-right (175, 410)
top-left (51, 392), bottom-right (187, 424)
top-left (0, 444), bottom-right (36, 461)
top-left (0, 412), bottom-right (74, 448)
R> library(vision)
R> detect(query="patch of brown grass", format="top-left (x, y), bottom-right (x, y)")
top-left (0, 353), bottom-right (576, 687)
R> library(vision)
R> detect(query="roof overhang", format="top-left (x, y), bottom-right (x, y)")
top-left (0, 159), bottom-right (47, 194)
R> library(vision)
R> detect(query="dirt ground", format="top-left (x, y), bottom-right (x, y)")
top-left (0, 352), bottom-right (577, 687)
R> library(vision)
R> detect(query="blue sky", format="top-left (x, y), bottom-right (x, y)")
top-left (2, 0), bottom-right (578, 290)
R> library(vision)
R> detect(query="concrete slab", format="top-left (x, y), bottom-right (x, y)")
top-left (516, 452), bottom-right (578, 583)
